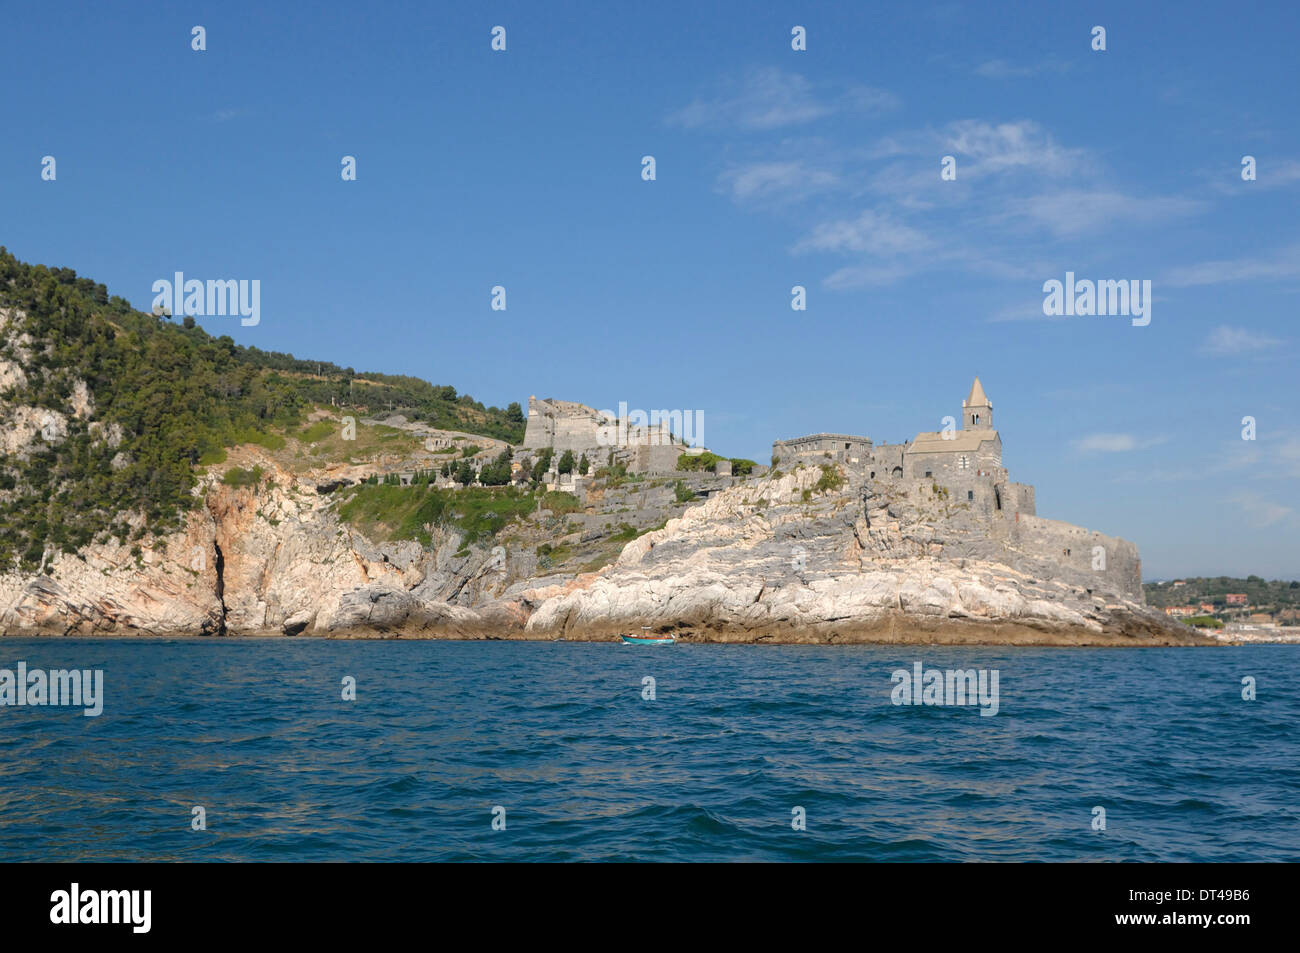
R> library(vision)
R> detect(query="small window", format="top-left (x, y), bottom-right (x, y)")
top-left (925, 469), bottom-right (932, 478)
top-left (870, 471), bottom-right (876, 478)
top-left (967, 490), bottom-right (973, 501)
top-left (845, 443), bottom-right (850, 450)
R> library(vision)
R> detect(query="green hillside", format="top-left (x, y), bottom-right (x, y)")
top-left (1145, 576), bottom-right (1300, 624)
top-left (0, 248), bottom-right (523, 571)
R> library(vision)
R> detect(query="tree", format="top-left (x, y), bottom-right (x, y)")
top-left (557, 449), bottom-right (575, 475)
top-left (532, 447), bottom-right (554, 482)
top-left (578, 453), bottom-right (589, 476)
top-left (479, 447), bottom-right (514, 486)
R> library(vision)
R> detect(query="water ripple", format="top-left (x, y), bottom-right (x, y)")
top-left (0, 639), bottom-right (1296, 861)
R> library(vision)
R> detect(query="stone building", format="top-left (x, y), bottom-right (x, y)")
top-left (773, 377), bottom-right (1034, 521)
top-left (522, 396), bottom-right (691, 474)
top-left (771, 433), bottom-right (873, 466)
top-left (773, 377), bottom-right (1141, 599)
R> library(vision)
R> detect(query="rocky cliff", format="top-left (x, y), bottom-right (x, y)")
top-left (0, 450), bottom-right (1209, 646)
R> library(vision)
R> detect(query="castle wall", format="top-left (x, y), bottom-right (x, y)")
top-left (522, 398), bottom-right (556, 449)
top-left (772, 434), bottom-right (872, 466)
top-left (1005, 482), bottom-right (1035, 517)
top-left (866, 445), bottom-right (905, 479)
top-left (1009, 514), bottom-right (1142, 601)
top-left (634, 444), bottom-right (687, 474)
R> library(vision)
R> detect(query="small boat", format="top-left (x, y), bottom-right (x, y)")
top-left (621, 627), bottom-right (676, 645)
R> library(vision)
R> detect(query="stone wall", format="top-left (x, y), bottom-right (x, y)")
top-left (1009, 514), bottom-right (1142, 600)
top-left (523, 396), bottom-right (682, 472)
top-left (772, 433), bottom-right (873, 466)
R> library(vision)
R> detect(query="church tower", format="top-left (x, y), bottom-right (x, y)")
top-left (963, 377), bottom-right (993, 431)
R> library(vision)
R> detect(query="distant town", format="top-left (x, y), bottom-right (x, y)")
top-left (1144, 576), bottom-right (1300, 637)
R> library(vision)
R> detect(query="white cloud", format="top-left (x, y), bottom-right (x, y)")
top-left (974, 59), bottom-right (1072, 79)
top-left (942, 120), bottom-right (1085, 178)
top-left (668, 68), bottom-right (895, 132)
top-left (719, 161), bottom-right (839, 202)
top-left (988, 302), bottom-right (1064, 323)
top-left (1200, 325), bottom-right (1284, 355)
top-left (1275, 437), bottom-right (1300, 478)
top-left (867, 120), bottom-right (1086, 181)
top-left (822, 262), bottom-right (919, 289)
top-left (1006, 190), bottom-right (1204, 238)
top-left (792, 210), bottom-right (932, 257)
top-left (1073, 433), bottom-right (1169, 453)
top-left (841, 85), bottom-right (901, 114)
top-left (1231, 491), bottom-right (1295, 528)
top-left (1268, 158), bottom-right (1300, 184)
top-left (1164, 243), bottom-right (1300, 287)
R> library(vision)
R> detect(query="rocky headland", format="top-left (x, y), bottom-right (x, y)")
top-left (0, 443), bottom-right (1209, 646)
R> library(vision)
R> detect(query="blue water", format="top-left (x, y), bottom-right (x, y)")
top-left (1, 639), bottom-right (1296, 862)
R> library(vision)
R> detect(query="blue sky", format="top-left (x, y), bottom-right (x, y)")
top-left (3, 1), bottom-right (1298, 579)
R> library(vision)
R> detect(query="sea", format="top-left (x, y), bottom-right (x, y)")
top-left (1, 638), bottom-right (1296, 862)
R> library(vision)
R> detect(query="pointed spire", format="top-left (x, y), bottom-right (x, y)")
top-left (966, 376), bottom-right (989, 407)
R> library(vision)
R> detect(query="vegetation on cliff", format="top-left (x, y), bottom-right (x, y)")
top-left (0, 248), bottom-right (523, 571)
top-left (336, 484), bottom-right (537, 547)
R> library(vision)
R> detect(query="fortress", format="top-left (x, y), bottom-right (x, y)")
top-left (773, 377), bottom-right (1035, 522)
top-left (519, 380), bottom-right (1143, 601)
top-left (522, 396), bottom-right (691, 473)
top-left (774, 378), bottom-right (1143, 601)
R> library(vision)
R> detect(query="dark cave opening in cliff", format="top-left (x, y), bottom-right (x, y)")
top-left (213, 541), bottom-right (228, 637)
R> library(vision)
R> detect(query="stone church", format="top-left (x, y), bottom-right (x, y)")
top-left (773, 377), bottom-right (1036, 521)
top-left (773, 376), bottom-right (1143, 598)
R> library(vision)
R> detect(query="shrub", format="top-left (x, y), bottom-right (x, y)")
top-left (222, 466), bottom-right (264, 487)
top-left (813, 465), bottom-right (845, 494)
